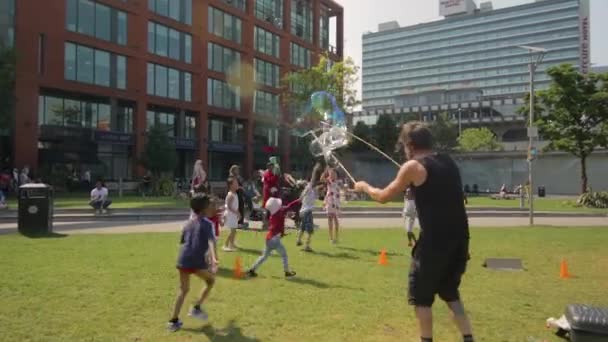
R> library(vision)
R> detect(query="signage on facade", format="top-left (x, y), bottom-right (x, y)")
top-left (94, 131), bottom-right (134, 145)
top-left (579, 0), bottom-right (590, 74)
top-left (174, 138), bottom-right (197, 150)
top-left (209, 142), bottom-right (245, 153)
top-left (439, 0), bottom-right (467, 16)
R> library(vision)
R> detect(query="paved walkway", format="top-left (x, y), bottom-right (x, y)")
top-left (1, 216), bottom-right (606, 235)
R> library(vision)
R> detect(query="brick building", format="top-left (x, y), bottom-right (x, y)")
top-left (6, 0), bottom-right (343, 181)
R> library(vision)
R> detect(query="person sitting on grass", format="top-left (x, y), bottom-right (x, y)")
top-left (89, 181), bottom-right (111, 214)
top-left (247, 196), bottom-right (300, 278)
top-left (168, 194), bottom-right (218, 332)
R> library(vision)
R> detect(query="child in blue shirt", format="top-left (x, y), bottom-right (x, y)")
top-left (167, 194), bottom-right (218, 332)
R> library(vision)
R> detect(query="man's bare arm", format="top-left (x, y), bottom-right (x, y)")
top-left (355, 161), bottom-right (420, 203)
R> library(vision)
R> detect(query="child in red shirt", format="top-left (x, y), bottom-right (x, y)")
top-left (247, 196), bottom-right (300, 278)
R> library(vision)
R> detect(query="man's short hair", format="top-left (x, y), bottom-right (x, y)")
top-left (399, 122), bottom-right (433, 151)
top-left (190, 194), bottom-right (210, 214)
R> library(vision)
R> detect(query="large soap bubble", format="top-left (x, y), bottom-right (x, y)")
top-left (310, 91), bottom-right (346, 128)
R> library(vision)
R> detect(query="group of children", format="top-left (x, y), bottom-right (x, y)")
top-left (167, 163), bottom-right (349, 331)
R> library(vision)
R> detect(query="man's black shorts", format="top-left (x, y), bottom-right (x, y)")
top-left (408, 239), bottom-right (469, 307)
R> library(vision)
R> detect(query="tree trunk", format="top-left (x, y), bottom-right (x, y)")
top-left (581, 155), bottom-right (588, 194)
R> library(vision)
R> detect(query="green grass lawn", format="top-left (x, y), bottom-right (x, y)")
top-left (1, 227), bottom-right (607, 341)
top-left (49, 194), bottom-right (606, 213)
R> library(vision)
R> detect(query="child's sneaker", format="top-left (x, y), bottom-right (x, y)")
top-left (303, 246), bottom-right (313, 252)
top-left (247, 269), bottom-right (258, 277)
top-left (296, 240), bottom-right (303, 247)
top-left (222, 246), bottom-right (235, 252)
top-left (188, 306), bottom-right (208, 321)
top-left (167, 319), bottom-right (183, 332)
top-left (285, 270), bottom-right (296, 278)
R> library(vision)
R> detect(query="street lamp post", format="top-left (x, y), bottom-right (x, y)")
top-left (458, 107), bottom-right (462, 136)
top-left (517, 45), bottom-right (547, 226)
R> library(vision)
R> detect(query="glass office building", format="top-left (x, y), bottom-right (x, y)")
top-left (360, 0), bottom-right (590, 135)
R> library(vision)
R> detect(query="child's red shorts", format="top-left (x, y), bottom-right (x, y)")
top-left (178, 267), bottom-right (199, 274)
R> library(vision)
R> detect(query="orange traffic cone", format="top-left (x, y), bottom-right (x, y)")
top-left (560, 258), bottom-right (570, 279)
top-left (233, 256), bottom-right (244, 279)
top-left (378, 249), bottom-right (388, 266)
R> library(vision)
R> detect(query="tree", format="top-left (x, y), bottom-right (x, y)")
top-left (373, 114), bottom-right (399, 155)
top-left (141, 125), bottom-right (177, 178)
top-left (0, 47), bottom-right (15, 130)
top-left (282, 55), bottom-right (360, 122)
top-left (457, 127), bottom-right (503, 152)
top-left (519, 64), bottom-right (608, 194)
top-left (429, 112), bottom-right (458, 152)
top-left (349, 121), bottom-right (372, 152)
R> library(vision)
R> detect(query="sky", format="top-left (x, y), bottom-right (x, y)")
top-left (332, 0), bottom-right (608, 102)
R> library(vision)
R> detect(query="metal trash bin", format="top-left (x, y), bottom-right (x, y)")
top-left (538, 186), bottom-right (546, 198)
top-left (18, 184), bottom-right (54, 235)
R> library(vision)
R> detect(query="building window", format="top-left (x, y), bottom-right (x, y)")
top-left (208, 42), bottom-right (241, 74)
top-left (146, 109), bottom-right (176, 137)
top-left (94, 50), bottom-right (110, 87)
top-left (291, 0), bottom-right (313, 42)
top-left (66, 0), bottom-right (128, 45)
top-left (254, 90), bottom-right (280, 117)
top-left (208, 78), bottom-right (240, 111)
top-left (209, 117), bottom-right (245, 144)
top-left (253, 121), bottom-right (279, 146)
top-left (221, 0), bottom-right (246, 11)
top-left (149, 0), bottom-right (192, 25)
top-left (319, 4), bottom-right (330, 50)
top-left (254, 58), bottom-right (280, 88)
top-left (65, 42), bottom-right (127, 89)
top-left (254, 27), bottom-right (280, 58)
top-left (208, 7), bottom-right (242, 44)
top-left (255, 0), bottom-right (283, 27)
top-left (184, 35), bottom-right (192, 64)
top-left (1, 0), bottom-right (15, 47)
top-left (184, 115), bottom-right (196, 139)
top-left (290, 42), bottom-right (311, 68)
top-left (38, 94), bottom-right (133, 133)
top-left (147, 63), bottom-right (191, 101)
top-left (116, 55), bottom-right (127, 90)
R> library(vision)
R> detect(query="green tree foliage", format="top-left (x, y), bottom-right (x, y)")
top-left (519, 64), bottom-right (608, 194)
top-left (349, 121), bottom-right (373, 152)
top-left (141, 125), bottom-right (177, 178)
top-left (429, 112), bottom-right (458, 152)
top-left (373, 114), bottom-right (399, 154)
top-left (457, 127), bottom-right (503, 152)
top-left (282, 55), bottom-right (360, 115)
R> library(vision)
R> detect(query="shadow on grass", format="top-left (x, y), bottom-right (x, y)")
top-left (308, 250), bottom-right (359, 260)
top-left (20, 232), bottom-right (68, 239)
top-left (215, 267), bottom-right (238, 279)
top-left (270, 275), bottom-right (364, 291)
top-left (233, 247), bottom-right (263, 256)
top-left (337, 246), bottom-right (406, 257)
top-left (182, 320), bottom-right (260, 342)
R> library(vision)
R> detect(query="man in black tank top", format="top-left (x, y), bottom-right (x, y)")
top-left (355, 122), bottom-right (474, 342)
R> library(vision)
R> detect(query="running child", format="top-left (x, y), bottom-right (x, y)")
top-left (247, 196), bottom-right (300, 278)
top-left (296, 163), bottom-right (323, 252)
top-left (223, 177), bottom-right (240, 252)
top-left (403, 187), bottom-right (417, 247)
top-left (323, 168), bottom-right (341, 244)
top-left (167, 194), bottom-right (218, 332)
